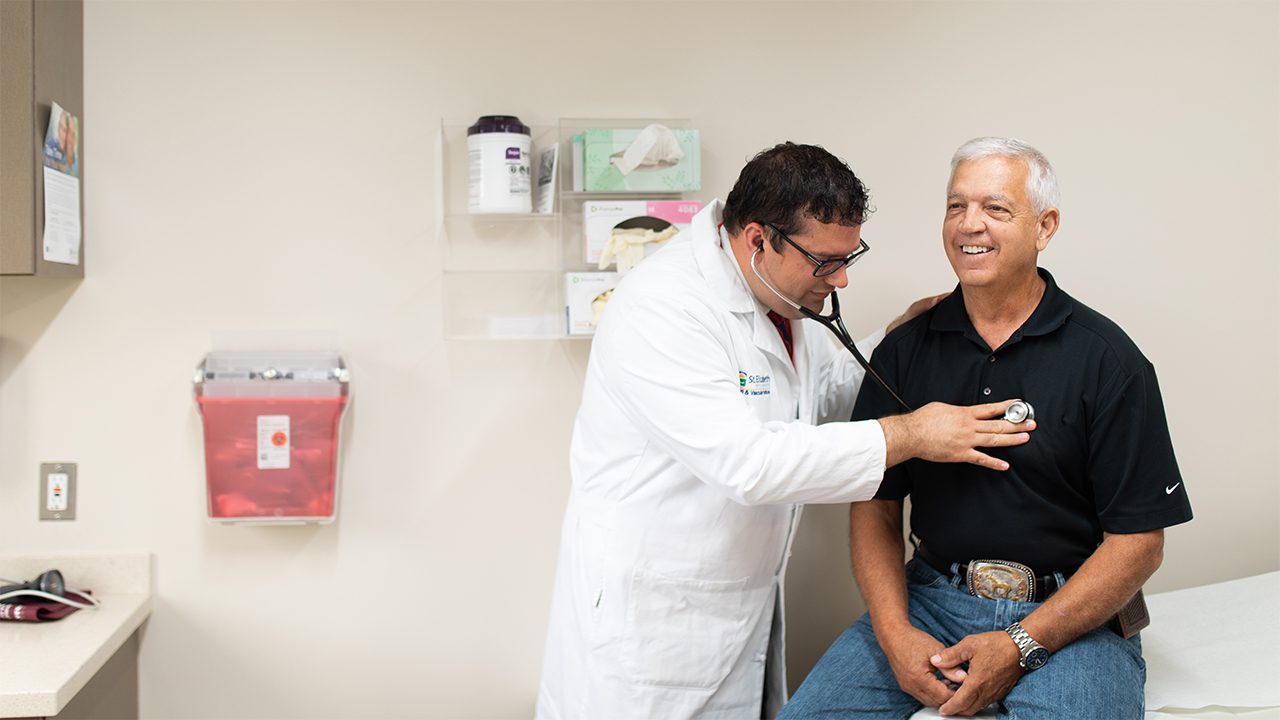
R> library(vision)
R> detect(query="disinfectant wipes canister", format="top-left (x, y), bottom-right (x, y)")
top-left (468, 115), bottom-right (532, 214)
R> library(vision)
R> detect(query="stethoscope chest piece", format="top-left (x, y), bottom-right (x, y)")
top-left (1004, 400), bottom-right (1035, 424)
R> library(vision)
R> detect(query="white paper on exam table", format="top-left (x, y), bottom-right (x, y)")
top-left (1143, 571), bottom-right (1280, 713)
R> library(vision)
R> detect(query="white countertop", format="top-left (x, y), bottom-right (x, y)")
top-left (0, 554), bottom-right (152, 719)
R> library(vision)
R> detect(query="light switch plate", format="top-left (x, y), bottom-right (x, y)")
top-left (39, 462), bottom-right (76, 520)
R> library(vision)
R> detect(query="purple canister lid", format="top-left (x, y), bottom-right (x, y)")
top-left (468, 115), bottom-right (530, 136)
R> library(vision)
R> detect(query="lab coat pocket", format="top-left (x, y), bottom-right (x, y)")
top-left (621, 568), bottom-right (752, 689)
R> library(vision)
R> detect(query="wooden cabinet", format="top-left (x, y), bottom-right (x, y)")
top-left (0, 0), bottom-right (83, 277)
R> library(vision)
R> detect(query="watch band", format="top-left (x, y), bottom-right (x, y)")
top-left (1005, 621), bottom-right (1049, 670)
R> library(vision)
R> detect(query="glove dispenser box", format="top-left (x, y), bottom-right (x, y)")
top-left (194, 351), bottom-right (350, 525)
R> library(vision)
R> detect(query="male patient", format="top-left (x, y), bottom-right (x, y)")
top-left (780, 137), bottom-right (1193, 719)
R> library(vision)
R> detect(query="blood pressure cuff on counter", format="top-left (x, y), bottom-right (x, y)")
top-left (0, 589), bottom-right (93, 622)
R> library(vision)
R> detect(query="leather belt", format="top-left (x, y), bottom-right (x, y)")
top-left (915, 543), bottom-right (1064, 603)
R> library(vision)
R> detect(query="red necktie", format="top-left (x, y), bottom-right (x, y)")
top-left (767, 311), bottom-right (794, 363)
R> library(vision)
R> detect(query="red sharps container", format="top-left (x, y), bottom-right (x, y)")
top-left (194, 352), bottom-right (350, 524)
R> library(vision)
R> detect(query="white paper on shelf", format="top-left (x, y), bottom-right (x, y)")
top-left (534, 144), bottom-right (559, 214)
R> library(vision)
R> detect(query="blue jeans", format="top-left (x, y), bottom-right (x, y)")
top-left (780, 559), bottom-right (1145, 720)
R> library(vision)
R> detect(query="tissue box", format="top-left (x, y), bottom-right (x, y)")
top-left (565, 272), bottom-right (619, 335)
top-left (584, 200), bottom-right (702, 264)
top-left (581, 128), bottom-right (701, 193)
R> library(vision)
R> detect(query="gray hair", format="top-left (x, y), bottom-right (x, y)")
top-left (949, 137), bottom-right (1060, 215)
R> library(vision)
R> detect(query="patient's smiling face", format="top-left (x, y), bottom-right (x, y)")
top-left (943, 156), bottom-right (1055, 292)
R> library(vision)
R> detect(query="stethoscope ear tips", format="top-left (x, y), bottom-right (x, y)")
top-left (1004, 401), bottom-right (1035, 424)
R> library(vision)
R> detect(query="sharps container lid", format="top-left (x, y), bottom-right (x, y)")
top-left (194, 351), bottom-right (349, 398)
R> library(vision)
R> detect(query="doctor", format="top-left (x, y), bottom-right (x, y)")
top-left (537, 143), bottom-right (1035, 719)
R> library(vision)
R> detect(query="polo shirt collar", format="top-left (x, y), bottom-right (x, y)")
top-left (930, 267), bottom-right (1072, 346)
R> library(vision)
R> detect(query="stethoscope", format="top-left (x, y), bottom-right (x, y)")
top-left (0, 569), bottom-right (100, 610)
top-left (749, 245), bottom-right (1035, 424)
top-left (750, 245), bottom-right (913, 413)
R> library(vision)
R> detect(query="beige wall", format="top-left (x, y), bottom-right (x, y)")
top-left (0, 1), bottom-right (1275, 717)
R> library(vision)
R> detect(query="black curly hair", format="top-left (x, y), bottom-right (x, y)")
top-left (721, 142), bottom-right (873, 250)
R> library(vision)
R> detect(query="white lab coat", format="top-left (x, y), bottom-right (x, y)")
top-left (537, 201), bottom-right (888, 720)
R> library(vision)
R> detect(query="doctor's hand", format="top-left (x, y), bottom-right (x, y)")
top-left (880, 625), bottom-right (960, 708)
top-left (886, 292), bottom-right (949, 335)
top-left (930, 631), bottom-right (1022, 716)
top-left (880, 400), bottom-right (1034, 471)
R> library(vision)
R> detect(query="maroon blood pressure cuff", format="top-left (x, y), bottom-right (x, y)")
top-left (0, 590), bottom-right (93, 622)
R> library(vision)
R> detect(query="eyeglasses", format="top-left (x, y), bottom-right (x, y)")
top-left (763, 222), bottom-right (870, 277)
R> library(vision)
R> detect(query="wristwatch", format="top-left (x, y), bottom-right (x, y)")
top-left (1005, 621), bottom-right (1050, 671)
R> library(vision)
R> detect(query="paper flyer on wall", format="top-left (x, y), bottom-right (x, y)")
top-left (41, 102), bottom-right (81, 265)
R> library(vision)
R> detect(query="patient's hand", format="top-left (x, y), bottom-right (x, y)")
top-left (930, 631), bottom-right (1022, 716)
top-left (881, 625), bottom-right (959, 708)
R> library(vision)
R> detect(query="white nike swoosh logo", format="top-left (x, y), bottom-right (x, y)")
top-left (1165, 483), bottom-right (1181, 495)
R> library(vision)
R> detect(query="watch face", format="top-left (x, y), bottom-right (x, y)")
top-left (1024, 647), bottom-right (1049, 670)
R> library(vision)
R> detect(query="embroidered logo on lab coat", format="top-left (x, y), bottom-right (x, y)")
top-left (739, 371), bottom-right (771, 396)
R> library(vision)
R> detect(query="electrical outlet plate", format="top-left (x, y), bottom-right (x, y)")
top-left (39, 462), bottom-right (76, 521)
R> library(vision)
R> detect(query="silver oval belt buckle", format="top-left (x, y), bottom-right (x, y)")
top-left (967, 559), bottom-right (1035, 602)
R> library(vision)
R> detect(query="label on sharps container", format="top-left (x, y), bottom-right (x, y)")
top-left (257, 415), bottom-right (290, 470)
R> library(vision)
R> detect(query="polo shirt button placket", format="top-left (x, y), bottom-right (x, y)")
top-left (980, 348), bottom-right (998, 400)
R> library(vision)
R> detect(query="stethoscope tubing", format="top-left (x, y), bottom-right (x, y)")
top-left (0, 589), bottom-right (100, 609)
top-left (799, 293), bottom-right (914, 414)
top-left (748, 244), bottom-right (912, 413)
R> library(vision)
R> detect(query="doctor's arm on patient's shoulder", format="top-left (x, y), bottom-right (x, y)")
top-left (886, 293), bottom-right (950, 335)
top-left (878, 400), bottom-right (1035, 472)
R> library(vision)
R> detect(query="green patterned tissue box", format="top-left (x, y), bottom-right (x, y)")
top-left (581, 128), bottom-right (701, 193)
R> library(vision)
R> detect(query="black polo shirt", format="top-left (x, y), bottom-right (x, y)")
top-left (854, 268), bottom-right (1193, 575)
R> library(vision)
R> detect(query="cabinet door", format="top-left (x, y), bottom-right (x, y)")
top-left (0, 0), bottom-right (83, 278)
